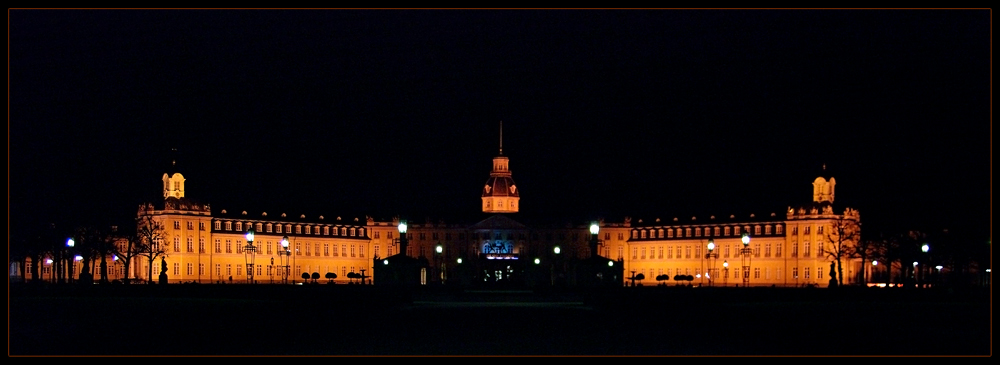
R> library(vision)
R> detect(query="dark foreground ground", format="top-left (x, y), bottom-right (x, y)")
top-left (9, 284), bottom-right (991, 356)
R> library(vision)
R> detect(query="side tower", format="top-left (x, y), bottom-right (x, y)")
top-left (163, 148), bottom-right (186, 199)
top-left (482, 122), bottom-right (519, 213)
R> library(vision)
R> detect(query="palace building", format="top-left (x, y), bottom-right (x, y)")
top-left (17, 135), bottom-right (863, 288)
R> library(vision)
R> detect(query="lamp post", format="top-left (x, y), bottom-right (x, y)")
top-left (435, 243), bottom-right (444, 285)
top-left (740, 233), bottom-right (752, 287)
top-left (921, 244), bottom-right (930, 288)
top-left (723, 260), bottom-right (729, 287)
top-left (872, 260), bottom-right (879, 286)
top-left (705, 239), bottom-right (719, 287)
top-left (66, 238), bottom-right (75, 284)
top-left (243, 227), bottom-right (256, 284)
top-left (277, 236), bottom-right (291, 284)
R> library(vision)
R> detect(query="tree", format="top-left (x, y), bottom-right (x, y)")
top-left (852, 234), bottom-right (881, 285)
top-left (311, 272), bottom-right (320, 283)
top-left (301, 272), bottom-right (310, 282)
top-left (135, 214), bottom-right (167, 284)
top-left (325, 272), bottom-right (337, 284)
top-left (821, 209), bottom-right (861, 287)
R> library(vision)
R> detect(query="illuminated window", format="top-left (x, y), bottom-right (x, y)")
top-left (775, 243), bottom-right (782, 257)
top-left (236, 222), bottom-right (242, 231)
top-left (695, 228), bottom-right (701, 237)
top-left (256, 223), bottom-right (262, 232)
top-left (793, 267), bottom-right (798, 279)
top-left (324, 226), bottom-right (329, 235)
top-left (267, 223), bottom-right (273, 233)
top-left (214, 221), bottom-right (221, 230)
top-left (714, 227), bottom-right (720, 236)
top-left (765, 225), bottom-right (772, 235)
top-left (733, 226), bottom-right (740, 235)
top-left (754, 226), bottom-right (761, 235)
top-left (776, 225), bottom-right (783, 235)
top-left (667, 229), bottom-right (674, 238)
top-left (640, 230), bottom-right (647, 239)
top-left (351, 228), bottom-right (356, 237)
top-left (342, 245), bottom-right (347, 257)
top-left (305, 226), bottom-right (311, 235)
top-left (295, 225), bottom-right (301, 234)
top-left (174, 221), bottom-right (180, 229)
top-left (685, 228), bottom-right (691, 237)
top-left (724, 226), bottom-right (731, 236)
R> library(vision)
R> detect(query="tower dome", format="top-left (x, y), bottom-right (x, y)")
top-left (482, 122), bottom-right (519, 213)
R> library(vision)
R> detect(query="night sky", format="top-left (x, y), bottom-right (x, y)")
top-left (9, 10), bottom-right (991, 243)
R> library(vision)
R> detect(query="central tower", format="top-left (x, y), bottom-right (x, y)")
top-left (482, 122), bottom-right (519, 213)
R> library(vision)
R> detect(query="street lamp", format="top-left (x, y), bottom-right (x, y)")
top-left (705, 239), bottom-right (719, 287)
top-left (66, 237), bottom-right (75, 284)
top-left (921, 244), bottom-right (930, 288)
top-left (740, 233), bottom-right (752, 287)
top-left (723, 260), bottom-right (729, 287)
top-left (872, 260), bottom-right (879, 286)
top-left (276, 236), bottom-right (291, 284)
top-left (435, 244), bottom-right (445, 285)
top-left (243, 227), bottom-right (257, 284)
top-left (398, 221), bottom-right (408, 257)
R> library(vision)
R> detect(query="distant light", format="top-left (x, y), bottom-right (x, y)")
top-left (534, 258), bottom-right (540, 264)
top-left (723, 261), bottom-right (729, 268)
top-left (707, 239), bottom-right (715, 251)
top-left (608, 261), bottom-right (614, 267)
top-left (45, 259), bottom-right (53, 264)
top-left (74, 255), bottom-right (83, 261)
top-left (872, 260), bottom-right (878, 266)
top-left (383, 259), bottom-right (389, 265)
top-left (935, 265), bottom-right (943, 271)
top-left (398, 222), bottom-right (407, 234)
top-left (590, 223), bottom-right (599, 235)
top-left (705, 273), bottom-right (711, 279)
top-left (922, 244), bottom-right (930, 253)
top-left (281, 236), bottom-right (289, 248)
top-left (913, 261), bottom-right (919, 267)
top-left (741, 233), bottom-right (750, 246)
top-left (245, 228), bottom-right (255, 243)
top-left (457, 258), bottom-right (463, 264)
top-left (553, 246), bottom-right (561, 254)
top-left (113, 255), bottom-right (118, 261)
top-left (696, 274), bottom-right (701, 279)
top-left (986, 269), bottom-right (992, 273)
top-left (436, 245), bottom-right (443, 253)
top-left (66, 238), bottom-right (75, 248)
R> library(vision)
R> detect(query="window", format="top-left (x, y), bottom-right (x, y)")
top-left (817, 267), bottom-right (822, 279)
top-left (305, 226), bottom-right (311, 235)
top-left (804, 242), bottom-right (810, 257)
top-left (267, 223), bottom-right (273, 233)
top-left (374, 245), bottom-right (380, 257)
top-left (818, 226), bottom-right (824, 235)
top-left (257, 265), bottom-right (262, 276)
top-left (199, 237), bottom-right (205, 253)
top-left (276, 224), bottom-right (282, 234)
top-left (216, 264), bottom-right (221, 276)
top-left (641, 247), bottom-right (646, 259)
top-left (685, 228), bottom-right (691, 237)
top-left (226, 264), bottom-right (232, 276)
top-left (734, 226), bottom-right (740, 235)
top-left (657, 229), bottom-right (663, 238)
top-left (237, 265), bottom-right (242, 276)
top-left (324, 243), bottom-right (329, 256)
top-left (295, 225), bottom-right (301, 234)
top-left (618, 233), bottom-right (624, 240)
top-left (817, 242), bottom-right (823, 257)
top-left (631, 231), bottom-right (637, 239)
top-left (667, 229), bottom-right (673, 238)
top-left (257, 223), bottom-right (262, 232)
top-left (792, 243), bottom-right (798, 257)
top-left (174, 221), bottom-right (180, 229)
top-left (765, 243), bottom-right (771, 257)
top-left (187, 237), bottom-right (193, 252)
top-left (640, 230), bottom-right (647, 239)
top-left (754, 226), bottom-right (761, 235)
top-left (793, 267), bottom-right (798, 279)
top-left (225, 222), bottom-right (232, 231)
top-left (695, 227), bottom-right (701, 237)
top-left (805, 226), bottom-right (811, 235)
top-left (236, 222), bottom-right (242, 231)
top-left (775, 243), bottom-right (782, 257)
top-left (765, 225), bottom-right (772, 235)
top-left (186, 263), bottom-right (193, 275)
top-left (668, 246), bottom-right (673, 259)
top-left (724, 226), bottom-right (731, 236)
top-left (632, 247), bottom-right (637, 260)
top-left (360, 245), bottom-right (365, 258)
top-left (685, 246), bottom-right (691, 259)
top-left (617, 246), bottom-right (623, 260)
top-left (324, 226), bottom-right (330, 235)
top-left (215, 239), bottom-right (221, 253)
top-left (658, 246), bottom-right (663, 259)
top-left (199, 263), bottom-right (204, 276)
top-left (724, 245), bottom-right (730, 258)
top-left (341, 228), bottom-right (347, 236)
top-left (214, 221), bottom-right (221, 230)
top-left (792, 226), bottom-right (798, 235)
top-left (714, 227), bottom-right (720, 236)
top-left (776, 225), bottom-right (783, 235)
top-left (174, 263), bottom-right (180, 275)
top-left (351, 245), bottom-right (356, 257)
top-left (341, 245), bottom-right (347, 257)
top-left (187, 221), bottom-right (193, 230)
top-left (296, 243), bottom-right (301, 255)
top-left (804, 267), bottom-right (810, 279)
top-left (754, 268), bottom-right (760, 279)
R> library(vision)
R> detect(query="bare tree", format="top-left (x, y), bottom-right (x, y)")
top-left (852, 234), bottom-right (880, 285)
top-left (821, 209), bottom-right (861, 287)
top-left (135, 214), bottom-right (167, 284)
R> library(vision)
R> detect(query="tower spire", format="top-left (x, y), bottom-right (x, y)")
top-left (499, 120), bottom-right (503, 155)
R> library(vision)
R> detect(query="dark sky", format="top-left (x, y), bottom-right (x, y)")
top-left (9, 10), bottom-right (991, 242)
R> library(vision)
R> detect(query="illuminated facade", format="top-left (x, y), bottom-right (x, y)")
top-left (17, 149), bottom-right (862, 287)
